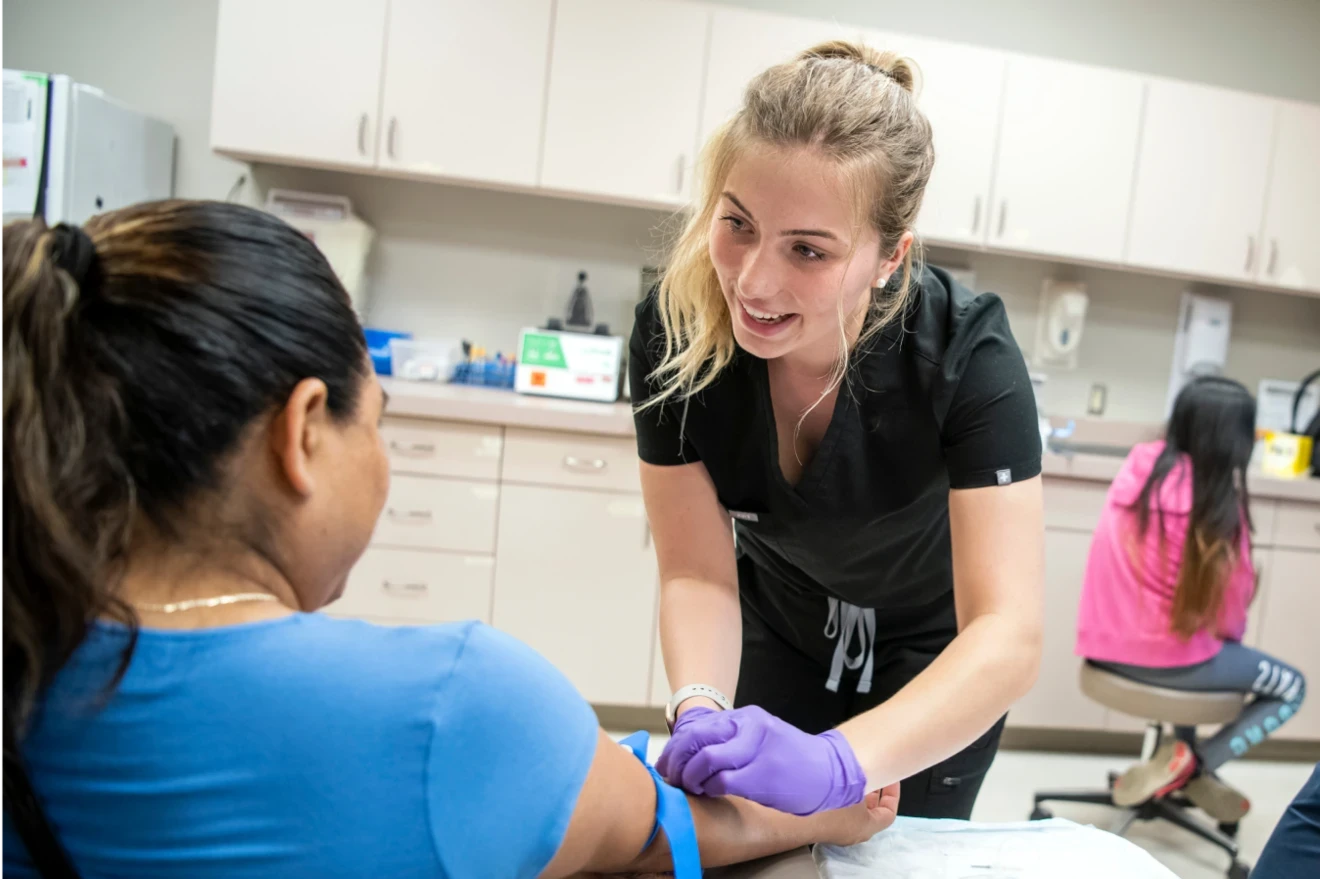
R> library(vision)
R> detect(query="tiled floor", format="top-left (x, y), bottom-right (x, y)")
top-left (617, 733), bottom-right (1315, 878)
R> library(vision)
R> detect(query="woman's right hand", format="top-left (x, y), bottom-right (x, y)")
top-left (820, 782), bottom-right (901, 847)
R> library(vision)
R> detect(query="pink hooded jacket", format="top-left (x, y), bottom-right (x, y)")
top-left (1075, 441), bottom-right (1256, 668)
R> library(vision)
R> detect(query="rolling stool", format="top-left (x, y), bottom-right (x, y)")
top-left (1031, 662), bottom-right (1252, 879)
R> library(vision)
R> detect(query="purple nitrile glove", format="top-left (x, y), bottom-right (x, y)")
top-left (655, 704), bottom-right (867, 816)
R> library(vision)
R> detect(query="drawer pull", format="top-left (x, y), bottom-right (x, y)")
top-left (563, 455), bottom-right (608, 473)
top-left (382, 580), bottom-right (428, 597)
top-left (389, 440), bottom-right (436, 455)
top-left (387, 508), bottom-right (434, 522)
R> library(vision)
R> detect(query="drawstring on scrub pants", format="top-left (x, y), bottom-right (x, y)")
top-left (619, 731), bottom-right (702, 878)
top-left (824, 598), bottom-right (877, 694)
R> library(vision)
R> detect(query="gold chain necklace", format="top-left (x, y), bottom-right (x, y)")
top-left (136, 593), bottom-right (282, 614)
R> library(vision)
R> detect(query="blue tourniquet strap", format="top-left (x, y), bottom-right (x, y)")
top-left (619, 731), bottom-right (702, 878)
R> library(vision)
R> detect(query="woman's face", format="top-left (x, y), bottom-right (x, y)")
top-left (709, 145), bottom-right (897, 365)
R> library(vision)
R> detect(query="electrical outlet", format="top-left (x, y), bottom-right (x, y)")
top-left (1087, 383), bottom-right (1107, 416)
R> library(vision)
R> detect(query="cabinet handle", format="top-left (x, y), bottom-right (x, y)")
top-left (388, 117), bottom-right (398, 159)
top-left (389, 440), bottom-right (436, 455)
top-left (675, 155), bottom-right (686, 195)
top-left (642, 521), bottom-right (652, 549)
top-left (970, 195), bottom-right (982, 234)
top-left (1267, 239), bottom-right (1278, 276)
top-left (382, 580), bottom-right (429, 597)
top-left (563, 455), bottom-right (607, 473)
top-left (997, 201), bottom-right (1008, 238)
top-left (357, 113), bottom-right (367, 156)
top-left (387, 508), bottom-right (433, 522)
top-left (1245, 236), bottom-right (1255, 272)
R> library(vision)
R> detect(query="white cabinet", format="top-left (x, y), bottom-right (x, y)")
top-left (210, 0), bottom-right (388, 168)
top-left (377, 0), bottom-right (553, 186)
top-left (887, 34), bottom-right (1006, 247)
top-left (1256, 549), bottom-right (1320, 740)
top-left (492, 485), bottom-right (659, 705)
top-left (1125, 80), bottom-right (1276, 282)
top-left (699, 7), bottom-right (862, 148)
top-left (539, 0), bottom-right (710, 206)
top-left (331, 547), bottom-right (494, 625)
top-left (988, 55), bottom-right (1144, 262)
top-left (1257, 101), bottom-right (1320, 293)
top-left (1008, 529), bottom-right (1107, 730)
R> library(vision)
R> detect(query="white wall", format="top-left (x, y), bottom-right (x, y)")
top-left (6, 0), bottom-right (1319, 423)
top-left (715, 0), bottom-right (1320, 103)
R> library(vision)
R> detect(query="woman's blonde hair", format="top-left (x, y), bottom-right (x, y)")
top-left (644, 40), bottom-right (934, 409)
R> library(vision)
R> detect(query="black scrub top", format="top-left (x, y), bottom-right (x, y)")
top-left (629, 266), bottom-right (1042, 643)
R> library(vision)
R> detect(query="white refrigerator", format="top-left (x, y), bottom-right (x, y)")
top-left (3, 69), bottom-right (175, 225)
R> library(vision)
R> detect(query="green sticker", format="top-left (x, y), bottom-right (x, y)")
top-left (21, 73), bottom-right (48, 86)
top-left (520, 333), bottom-right (567, 368)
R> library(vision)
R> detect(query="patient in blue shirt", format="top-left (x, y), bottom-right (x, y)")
top-left (6, 617), bottom-right (597, 878)
top-left (2, 203), bottom-right (895, 878)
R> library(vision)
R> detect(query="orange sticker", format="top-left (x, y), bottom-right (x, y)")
top-left (530, 371), bottom-right (547, 387)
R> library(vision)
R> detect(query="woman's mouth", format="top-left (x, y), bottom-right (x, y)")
top-left (736, 298), bottom-right (800, 337)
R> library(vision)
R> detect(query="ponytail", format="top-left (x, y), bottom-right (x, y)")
top-left (4, 220), bottom-right (137, 878)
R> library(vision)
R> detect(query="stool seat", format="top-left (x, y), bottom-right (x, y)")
top-left (1080, 662), bottom-right (1244, 725)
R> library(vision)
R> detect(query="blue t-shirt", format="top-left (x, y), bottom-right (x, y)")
top-left (3, 615), bottom-right (600, 878)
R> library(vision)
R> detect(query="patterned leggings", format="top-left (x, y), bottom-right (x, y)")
top-left (1094, 642), bottom-right (1307, 770)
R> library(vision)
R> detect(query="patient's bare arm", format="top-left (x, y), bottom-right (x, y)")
top-left (541, 729), bottom-right (900, 878)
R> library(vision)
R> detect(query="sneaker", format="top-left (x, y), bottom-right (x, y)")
top-left (1112, 741), bottom-right (1197, 807)
top-left (1184, 771), bottom-right (1251, 823)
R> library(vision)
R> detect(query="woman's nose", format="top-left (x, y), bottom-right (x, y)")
top-left (737, 243), bottom-right (778, 301)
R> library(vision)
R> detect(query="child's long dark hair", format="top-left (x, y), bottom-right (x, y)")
top-left (1133, 376), bottom-right (1256, 639)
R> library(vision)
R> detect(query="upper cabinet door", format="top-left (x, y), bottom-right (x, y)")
top-left (884, 34), bottom-right (1006, 247)
top-left (988, 56), bottom-right (1144, 262)
top-left (1125, 80), bottom-right (1275, 282)
top-left (700, 7), bottom-right (865, 148)
top-left (210, 0), bottom-right (388, 168)
top-left (377, 0), bottom-right (553, 187)
top-left (540, 0), bottom-right (710, 207)
top-left (1257, 101), bottom-right (1320, 293)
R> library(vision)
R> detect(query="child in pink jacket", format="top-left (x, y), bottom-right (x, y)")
top-left (1076, 377), bottom-right (1306, 821)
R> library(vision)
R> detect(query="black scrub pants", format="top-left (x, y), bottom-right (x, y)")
top-left (734, 558), bottom-right (1006, 820)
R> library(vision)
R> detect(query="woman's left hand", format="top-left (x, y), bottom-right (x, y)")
top-left (656, 705), bottom-right (867, 816)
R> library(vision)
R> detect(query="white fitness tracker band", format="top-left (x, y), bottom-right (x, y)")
top-left (665, 684), bottom-right (733, 731)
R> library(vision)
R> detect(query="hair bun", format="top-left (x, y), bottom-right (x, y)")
top-left (800, 40), bottom-right (918, 94)
top-left (49, 223), bottom-right (103, 294)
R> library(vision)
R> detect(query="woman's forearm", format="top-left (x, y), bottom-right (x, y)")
top-left (839, 611), bottom-right (1041, 789)
top-left (625, 794), bottom-right (842, 873)
top-left (659, 575), bottom-right (742, 712)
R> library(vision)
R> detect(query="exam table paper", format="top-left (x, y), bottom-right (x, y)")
top-left (814, 816), bottom-right (1179, 879)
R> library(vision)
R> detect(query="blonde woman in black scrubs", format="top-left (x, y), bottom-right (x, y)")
top-left (632, 41), bottom-right (1045, 819)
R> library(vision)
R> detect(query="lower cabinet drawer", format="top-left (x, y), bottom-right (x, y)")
top-left (372, 475), bottom-right (499, 553)
top-left (330, 547), bottom-right (494, 625)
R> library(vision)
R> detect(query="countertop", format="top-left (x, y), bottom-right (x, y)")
top-left (382, 380), bottom-right (1320, 504)
top-left (381, 378), bottom-right (636, 436)
top-left (1042, 452), bottom-right (1320, 504)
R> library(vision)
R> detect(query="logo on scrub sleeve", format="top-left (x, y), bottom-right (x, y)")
top-left (996, 469), bottom-right (1012, 485)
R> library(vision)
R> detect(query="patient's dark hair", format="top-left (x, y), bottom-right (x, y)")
top-left (1131, 376), bottom-right (1256, 639)
top-left (3, 200), bottom-right (368, 755)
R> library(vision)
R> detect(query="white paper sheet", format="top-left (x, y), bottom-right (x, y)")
top-left (815, 817), bottom-right (1178, 879)
top-left (3, 72), bottom-right (48, 218)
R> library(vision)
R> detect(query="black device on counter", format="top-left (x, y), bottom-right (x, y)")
top-left (1291, 368), bottom-right (1320, 477)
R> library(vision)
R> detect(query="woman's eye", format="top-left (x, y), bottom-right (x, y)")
top-left (719, 214), bottom-right (750, 233)
top-left (794, 243), bottom-right (825, 261)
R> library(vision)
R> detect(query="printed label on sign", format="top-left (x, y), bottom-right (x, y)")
top-left (520, 333), bottom-right (567, 368)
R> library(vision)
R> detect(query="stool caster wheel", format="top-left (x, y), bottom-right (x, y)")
top-left (1029, 806), bottom-right (1052, 821)
top-left (1219, 821), bottom-right (1240, 838)
top-left (1227, 860), bottom-right (1250, 879)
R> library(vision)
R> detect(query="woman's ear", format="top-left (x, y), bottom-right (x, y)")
top-left (270, 378), bottom-right (330, 497)
top-left (874, 230), bottom-right (915, 287)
